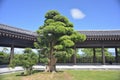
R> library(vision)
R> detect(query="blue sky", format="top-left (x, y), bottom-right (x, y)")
top-left (0, 0), bottom-right (120, 31)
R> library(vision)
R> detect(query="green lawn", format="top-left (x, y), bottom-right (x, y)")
top-left (0, 70), bottom-right (120, 80)
top-left (68, 70), bottom-right (120, 80)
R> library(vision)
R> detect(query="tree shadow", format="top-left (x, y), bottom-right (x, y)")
top-left (16, 72), bottom-right (27, 76)
top-left (16, 70), bottom-right (64, 76)
top-left (16, 70), bottom-right (44, 76)
top-left (56, 70), bottom-right (64, 73)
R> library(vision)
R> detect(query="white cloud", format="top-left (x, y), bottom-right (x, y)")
top-left (70, 8), bottom-right (86, 19)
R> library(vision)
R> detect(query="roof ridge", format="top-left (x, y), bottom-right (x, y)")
top-left (0, 24), bottom-right (34, 32)
top-left (0, 24), bottom-right (37, 36)
top-left (78, 30), bottom-right (120, 31)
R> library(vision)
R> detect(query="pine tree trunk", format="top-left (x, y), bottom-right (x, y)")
top-left (44, 41), bottom-right (57, 72)
top-left (45, 56), bottom-right (57, 72)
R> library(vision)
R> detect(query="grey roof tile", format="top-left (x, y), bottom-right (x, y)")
top-left (1, 24), bottom-right (120, 37)
top-left (0, 24), bottom-right (37, 36)
top-left (78, 30), bottom-right (120, 36)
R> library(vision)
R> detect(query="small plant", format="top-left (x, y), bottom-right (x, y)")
top-left (9, 48), bottom-right (38, 75)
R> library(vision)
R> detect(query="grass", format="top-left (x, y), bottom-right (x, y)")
top-left (0, 70), bottom-right (120, 80)
top-left (68, 70), bottom-right (120, 80)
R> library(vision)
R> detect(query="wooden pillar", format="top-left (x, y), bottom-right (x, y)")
top-left (93, 48), bottom-right (96, 63)
top-left (10, 44), bottom-right (14, 64)
top-left (115, 48), bottom-right (118, 63)
top-left (101, 46), bottom-right (105, 65)
top-left (73, 45), bottom-right (77, 65)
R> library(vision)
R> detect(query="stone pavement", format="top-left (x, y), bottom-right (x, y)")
top-left (0, 65), bottom-right (120, 74)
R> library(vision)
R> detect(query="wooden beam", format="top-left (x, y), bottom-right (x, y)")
top-left (10, 44), bottom-right (14, 64)
top-left (115, 48), bottom-right (118, 63)
top-left (73, 45), bottom-right (77, 65)
top-left (93, 48), bottom-right (96, 63)
top-left (102, 45), bottom-right (105, 65)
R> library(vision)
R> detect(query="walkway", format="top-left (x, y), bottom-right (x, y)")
top-left (0, 65), bottom-right (120, 74)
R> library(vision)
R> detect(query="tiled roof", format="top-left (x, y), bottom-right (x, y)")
top-left (78, 30), bottom-right (120, 36)
top-left (1, 24), bottom-right (120, 37)
top-left (0, 24), bottom-right (37, 36)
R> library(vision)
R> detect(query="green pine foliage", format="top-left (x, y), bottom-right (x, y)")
top-left (0, 51), bottom-right (9, 65)
top-left (34, 10), bottom-right (86, 65)
top-left (9, 48), bottom-right (38, 75)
